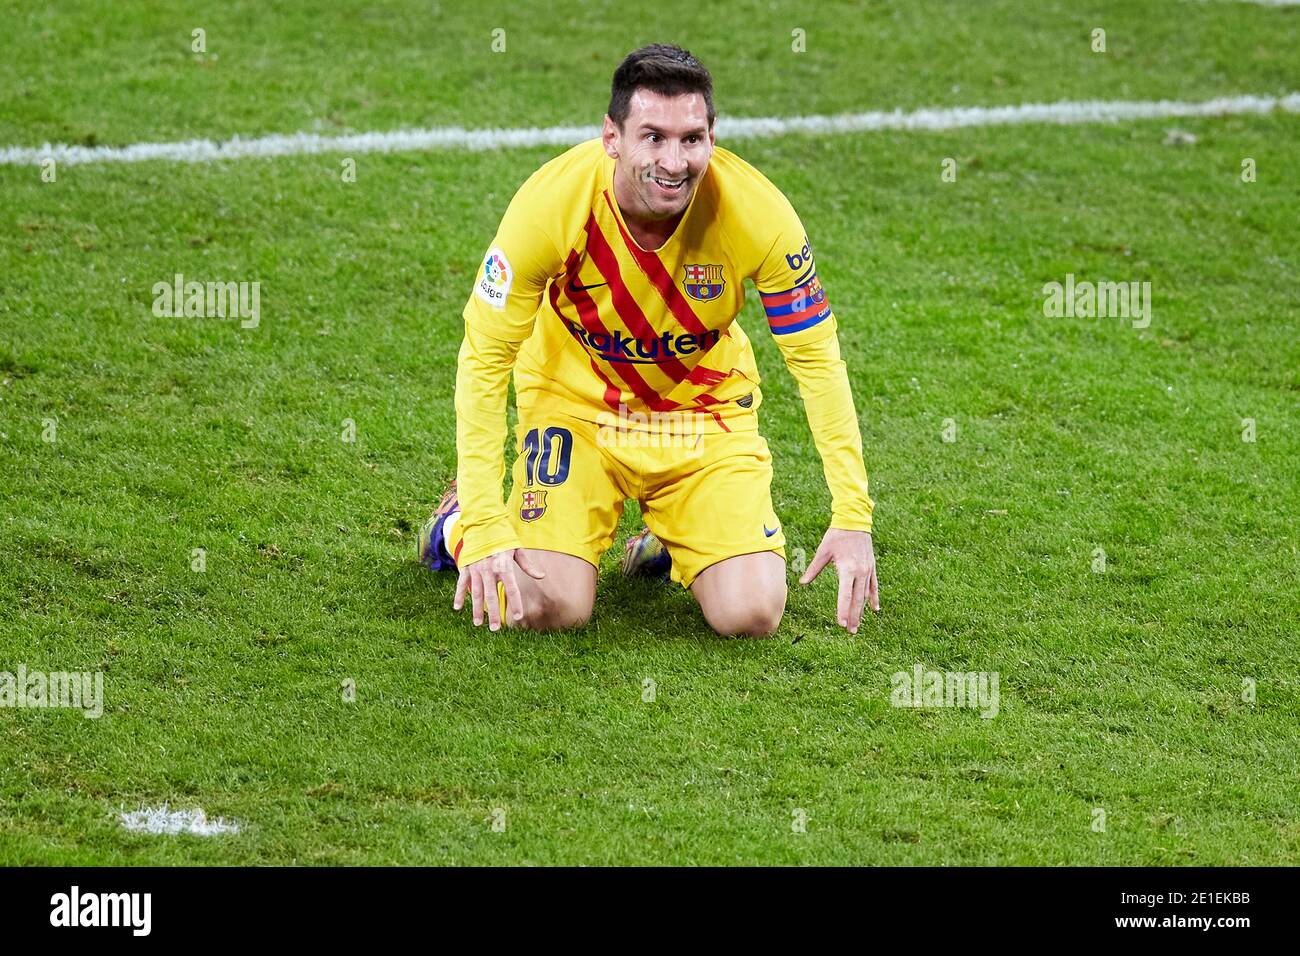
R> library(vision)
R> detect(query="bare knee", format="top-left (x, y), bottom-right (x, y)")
top-left (517, 589), bottom-right (593, 631)
top-left (701, 589), bottom-right (786, 637)
top-left (692, 551), bottom-right (787, 638)
top-left (508, 550), bottom-right (595, 632)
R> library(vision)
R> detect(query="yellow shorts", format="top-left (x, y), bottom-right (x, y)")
top-left (505, 406), bottom-right (786, 588)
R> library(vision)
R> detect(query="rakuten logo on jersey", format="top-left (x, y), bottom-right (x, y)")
top-left (563, 319), bottom-right (720, 365)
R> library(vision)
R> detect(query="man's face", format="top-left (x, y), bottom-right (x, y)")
top-left (603, 89), bottom-right (715, 222)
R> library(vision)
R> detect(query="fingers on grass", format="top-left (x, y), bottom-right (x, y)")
top-left (453, 569), bottom-right (469, 610)
top-left (502, 565), bottom-right (524, 623)
top-left (836, 567), bottom-right (853, 628)
top-left (801, 546), bottom-right (832, 585)
top-left (484, 573), bottom-right (503, 631)
top-left (849, 574), bottom-right (866, 633)
top-left (470, 572), bottom-right (485, 627)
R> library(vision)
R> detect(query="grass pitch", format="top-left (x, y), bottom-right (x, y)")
top-left (1, 0), bottom-right (1298, 864)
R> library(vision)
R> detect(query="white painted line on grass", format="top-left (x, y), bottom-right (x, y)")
top-left (4, 92), bottom-right (1298, 167)
top-left (119, 804), bottom-right (242, 836)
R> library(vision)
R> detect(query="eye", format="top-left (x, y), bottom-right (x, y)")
top-left (685, 135), bottom-right (700, 144)
top-left (646, 132), bottom-right (661, 143)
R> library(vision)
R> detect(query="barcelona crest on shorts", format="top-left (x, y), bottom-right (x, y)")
top-left (682, 263), bottom-right (725, 301)
top-left (519, 489), bottom-right (548, 522)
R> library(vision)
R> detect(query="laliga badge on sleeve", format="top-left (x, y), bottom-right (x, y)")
top-left (475, 247), bottom-right (513, 309)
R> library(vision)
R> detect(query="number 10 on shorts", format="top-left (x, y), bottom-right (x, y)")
top-left (522, 427), bottom-right (573, 487)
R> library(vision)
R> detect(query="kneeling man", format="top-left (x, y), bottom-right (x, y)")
top-left (419, 44), bottom-right (879, 636)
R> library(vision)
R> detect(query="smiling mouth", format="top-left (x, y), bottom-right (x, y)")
top-left (651, 175), bottom-right (687, 193)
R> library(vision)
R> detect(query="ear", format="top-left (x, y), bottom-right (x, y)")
top-left (601, 115), bottom-right (620, 159)
top-left (708, 122), bottom-right (716, 148)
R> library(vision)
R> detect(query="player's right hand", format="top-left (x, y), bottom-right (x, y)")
top-left (453, 549), bottom-right (546, 631)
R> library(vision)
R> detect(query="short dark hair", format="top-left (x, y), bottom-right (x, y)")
top-left (608, 44), bottom-right (714, 129)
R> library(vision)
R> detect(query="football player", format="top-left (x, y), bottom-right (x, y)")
top-left (420, 44), bottom-right (879, 636)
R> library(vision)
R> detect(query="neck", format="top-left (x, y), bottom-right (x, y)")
top-left (624, 212), bottom-right (682, 251)
top-left (612, 173), bottom-right (683, 252)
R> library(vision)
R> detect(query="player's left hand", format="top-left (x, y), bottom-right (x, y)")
top-left (798, 528), bottom-right (879, 633)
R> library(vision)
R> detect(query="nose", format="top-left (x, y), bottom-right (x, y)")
top-left (659, 141), bottom-right (688, 177)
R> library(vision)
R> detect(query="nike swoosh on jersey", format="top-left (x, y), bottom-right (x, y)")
top-left (764, 525), bottom-right (779, 537)
top-left (567, 279), bottom-right (608, 293)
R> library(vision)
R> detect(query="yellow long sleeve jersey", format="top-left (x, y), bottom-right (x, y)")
top-left (455, 139), bottom-right (873, 567)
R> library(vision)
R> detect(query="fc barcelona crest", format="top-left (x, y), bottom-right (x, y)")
top-left (683, 263), bottom-right (725, 301)
top-left (520, 489), bottom-right (548, 522)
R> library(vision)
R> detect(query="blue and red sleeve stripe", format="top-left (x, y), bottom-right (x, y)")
top-left (760, 274), bottom-right (832, 335)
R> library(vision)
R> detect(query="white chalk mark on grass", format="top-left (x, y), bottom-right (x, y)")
top-left (119, 804), bottom-right (242, 836)
top-left (2, 92), bottom-right (1298, 167)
